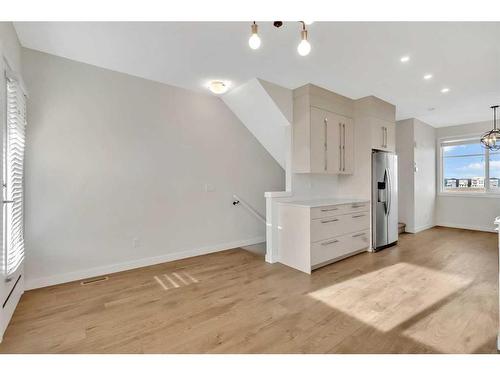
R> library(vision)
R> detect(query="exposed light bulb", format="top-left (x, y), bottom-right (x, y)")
top-left (249, 22), bottom-right (261, 50)
top-left (297, 29), bottom-right (311, 56)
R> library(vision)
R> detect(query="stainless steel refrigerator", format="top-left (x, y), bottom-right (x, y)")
top-left (372, 150), bottom-right (398, 251)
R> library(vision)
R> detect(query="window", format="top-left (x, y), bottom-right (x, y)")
top-left (3, 75), bottom-right (27, 277)
top-left (440, 138), bottom-right (500, 194)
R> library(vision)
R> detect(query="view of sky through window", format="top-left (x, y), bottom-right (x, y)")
top-left (442, 142), bottom-right (500, 192)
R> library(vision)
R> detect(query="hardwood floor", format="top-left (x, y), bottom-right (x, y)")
top-left (0, 226), bottom-right (498, 353)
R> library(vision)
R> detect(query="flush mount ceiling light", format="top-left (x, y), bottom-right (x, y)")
top-left (247, 21), bottom-right (312, 56)
top-left (441, 87), bottom-right (450, 93)
top-left (480, 105), bottom-right (500, 150)
top-left (208, 80), bottom-right (229, 94)
top-left (248, 21), bottom-right (261, 50)
top-left (423, 74), bottom-right (433, 80)
top-left (400, 56), bottom-right (410, 63)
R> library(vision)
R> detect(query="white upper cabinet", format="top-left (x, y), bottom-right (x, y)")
top-left (372, 118), bottom-right (396, 152)
top-left (293, 84), bottom-right (354, 175)
top-left (354, 96), bottom-right (396, 153)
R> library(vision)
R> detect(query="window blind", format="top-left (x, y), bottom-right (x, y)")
top-left (4, 77), bottom-right (26, 276)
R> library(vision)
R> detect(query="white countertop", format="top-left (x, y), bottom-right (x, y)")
top-left (277, 197), bottom-right (369, 208)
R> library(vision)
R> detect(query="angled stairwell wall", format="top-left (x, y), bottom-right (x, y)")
top-left (222, 78), bottom-right (293, 263)
top-left (222, 78), bottom-right (292, 173)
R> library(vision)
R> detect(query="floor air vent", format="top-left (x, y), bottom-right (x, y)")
top-left (80, 276), bottom-right (109, 285)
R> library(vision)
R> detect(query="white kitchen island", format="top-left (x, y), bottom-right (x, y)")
top-left (278, 198), bottom-right (370, 274)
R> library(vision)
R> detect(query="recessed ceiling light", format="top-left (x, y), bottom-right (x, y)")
top-left (424, 74), bottom-right (433, 80)
top-left (400, 56), bottom-right (410, 63)
top-left (441, 88), bottom-right (450, 93)
top-left (208, 80), bottom-right (229, 94)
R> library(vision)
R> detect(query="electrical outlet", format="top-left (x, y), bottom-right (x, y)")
top-left (132, 237), bottom-right (140, 248)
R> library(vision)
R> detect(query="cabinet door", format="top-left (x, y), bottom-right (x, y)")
top-left (310, 107), bottom-right (328, 173)
top-left (326, 113), bottom-right (341, 174)
top-left (371, 119), bottom-right (395, 151)
top-left (341, 117), bottom-right (354, 174)
top-left (372, 121), bottom-right (386, 151)
top-left (384, 121), bottom-right (395, 152)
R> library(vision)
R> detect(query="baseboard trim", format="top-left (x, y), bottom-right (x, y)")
top-left (436, 222), bottom-right (496, 233)
top-left (413, 223), bottom-right (436, 233)
top-left (25, 236), bottom-right (265, 290)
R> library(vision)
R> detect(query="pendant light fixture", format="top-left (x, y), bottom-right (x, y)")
top-left (480, 105), bottom-right (500, 150)
top-left (248, 21), bottom-right (261, 50)
top-left (297, 21), bottom-right (311, 56)
top-left (247, 21), bottom-right (312, 55)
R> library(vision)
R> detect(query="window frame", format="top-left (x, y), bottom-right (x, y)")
top-left (438, 134), bottom-right (500, 197)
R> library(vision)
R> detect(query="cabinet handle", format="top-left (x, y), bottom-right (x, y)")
top-left (324, 118), bottom-right (328, 171)
top-left (352, 233), bottom-right (366, 238)
top-left (320, 208), bottom-right (338, 212)
top-left (321, 218), bottom-right (339, 224)
top-left (352, 214), bottom-right (365, 218)
top-left (321, 239), bottom-right (339, 246)
top-left (351, 204), bottom-right (365, 208)
top-left (338, 122), bottom-right (342, 171)
top-left (342, 123), bottom-right (346, 172)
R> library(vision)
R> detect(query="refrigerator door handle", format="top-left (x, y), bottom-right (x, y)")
top-left (386, 167), bottom-right (392, 215)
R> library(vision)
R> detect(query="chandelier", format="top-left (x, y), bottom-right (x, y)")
top-left (480, 105), bottom-right (500, 150)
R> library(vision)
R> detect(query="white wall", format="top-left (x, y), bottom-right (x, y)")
top-left (435, 120), bottom-right (499, 232)
top-left (222, 79), bottom-right (289, 169)
top-left (0, 21), bottom-right (24, 340)
top-left (0, 23), bottom-right (22, 74)
top-left (22, 48), bottom-right (285, 289)
top-left (395, 118), bottom-right (435, 233)
top-left (414, 119), bottom-right (436, 232)
top-left (396, 119), bottom-right (415, 231)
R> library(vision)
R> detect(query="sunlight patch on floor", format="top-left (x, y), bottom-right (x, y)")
top-left (154, 271), bottom-right (199, 291)
top-left (308, 262), bottom-right (472, 332)
top-left (402, 282), bottom-right (496, 353)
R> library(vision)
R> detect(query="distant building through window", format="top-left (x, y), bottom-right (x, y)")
top-left (441, 139), bottom-right (500, 194)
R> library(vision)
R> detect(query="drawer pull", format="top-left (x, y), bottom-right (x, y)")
top-left (321, 218), bottom-right (339, 224)
top-left (320, 208), bottom-right (338, 212)
top-left (352, 214), bottom-right (365, 218)
top-left (351, 204), bottom-right (365, 208)
top-left (352, 233), bottom-right (366, 238)
top-left (321, 239), bottom-right (339, 246)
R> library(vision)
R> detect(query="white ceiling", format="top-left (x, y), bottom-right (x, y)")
top-left (13, 22), bottom-right (500, 127)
